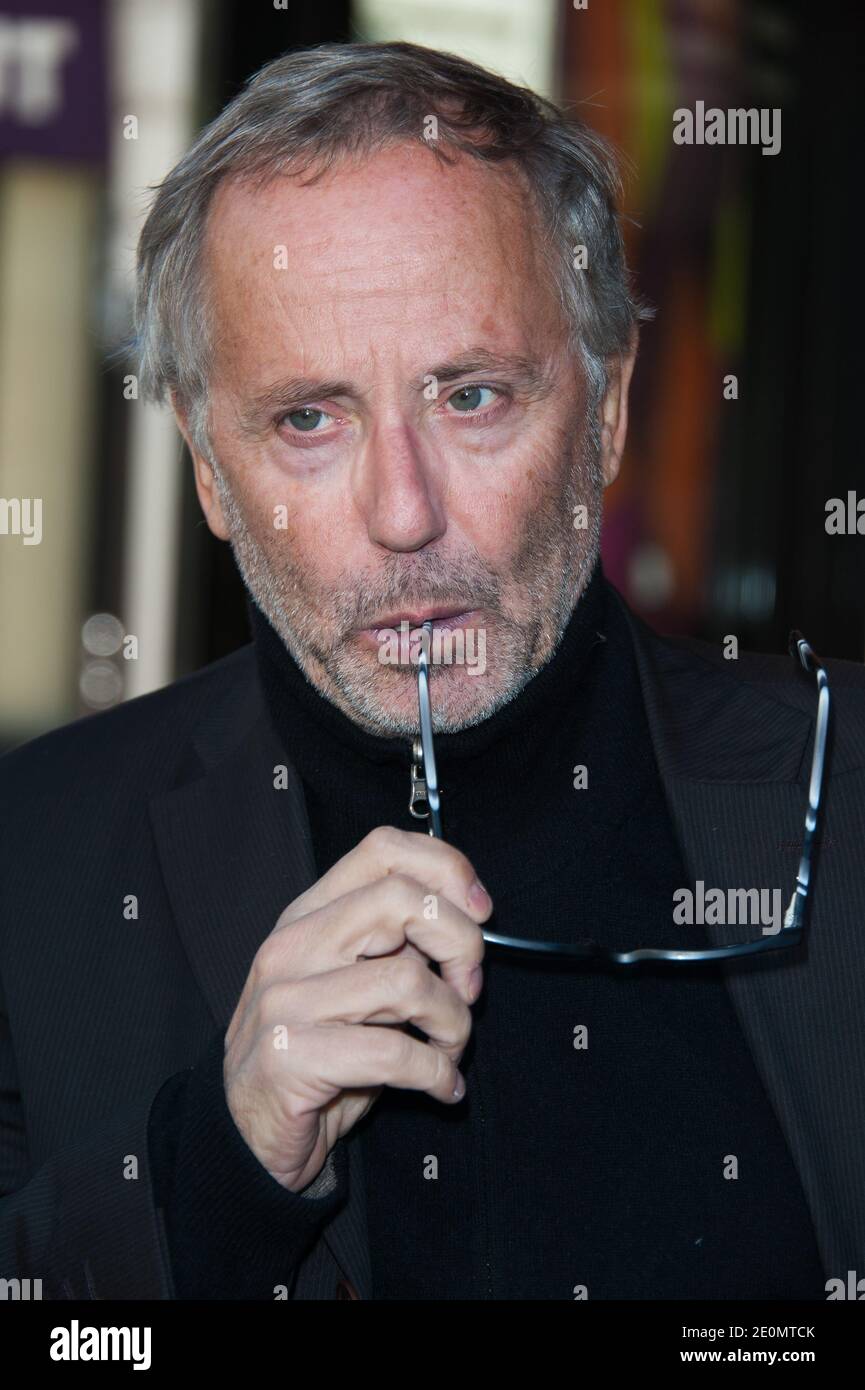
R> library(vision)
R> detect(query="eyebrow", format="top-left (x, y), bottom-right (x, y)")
top-left (417, 350), bottom-right (553, 396)
top-left (236, 349), bottom-right (555, 433)
top-left (236, 377), bottom-right (355, 434)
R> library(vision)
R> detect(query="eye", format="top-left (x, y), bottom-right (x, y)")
top-left (281, 406), bottom-right (333, 433)
top-left (445, 384), bottom-right (500, 414)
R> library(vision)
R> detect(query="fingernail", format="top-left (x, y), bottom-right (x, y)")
top-left (468, 878), bottom-right (491, 913)
top-left (467, 965), bottom-right (484, 1002)
top-left (452, 1070), bottom-right (466, 1100)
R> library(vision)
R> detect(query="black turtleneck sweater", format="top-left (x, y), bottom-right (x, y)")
top-left (149, 559), bottom-right (825, 1300)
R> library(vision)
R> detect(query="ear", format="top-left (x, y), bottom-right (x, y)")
top-left (171, 391), bottom-right (230, 541)
top-left (596, 327), bottom-right (638, 489)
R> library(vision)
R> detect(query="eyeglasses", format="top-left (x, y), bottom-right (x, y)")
top-left (415, 621), bottom-right (830, 966)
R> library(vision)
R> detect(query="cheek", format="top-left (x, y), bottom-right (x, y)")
top-left (240, 457), bottom-right (321, 546)
top-left (484, 467), bottom-right (573, 573)
top-left (240, 480), bottom-right (299, 552)
top-left (455, 487), bottom-right (529, 579)
top-left (252, 481), bottom-right (351, 595)
top-left (473, 465), bottom-right (551, 532)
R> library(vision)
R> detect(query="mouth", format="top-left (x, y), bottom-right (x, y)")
top-left (357, 605), bottom-right (481, 646)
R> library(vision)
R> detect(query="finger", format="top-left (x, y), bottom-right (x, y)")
top-left (264, 955), bottom-right (472, 1060)
top-left (270, 871), bottom-right (485, 1002)
top-left (283, 1021), bottom-right (466, 1107)
top-left (281, 825), bottom-right (492, 928)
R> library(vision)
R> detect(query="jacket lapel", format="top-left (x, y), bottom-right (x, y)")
top-left (613, 584), bottom-right (865, 1278)
top-left (149, 654), bottom-right (372, 1298)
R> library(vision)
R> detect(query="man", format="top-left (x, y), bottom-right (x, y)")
top-left (1, 41), bottom-right (863, 1302)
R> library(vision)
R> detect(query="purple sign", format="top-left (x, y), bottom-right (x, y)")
top-left (0, 0), bottom-right (107, 161)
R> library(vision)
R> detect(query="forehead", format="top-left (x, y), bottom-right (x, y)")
top-left (202, 143), bottom-right (566, 381)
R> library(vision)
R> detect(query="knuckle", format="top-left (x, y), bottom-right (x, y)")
top-left (255, 1026), bottom-right (299, 1081)
top-left (394, 1027), bottom-right (419, 1074)
top-left (257, 978), bottom-right (299, 1024)
top-left (391, 954), bottom-right (432, 1003)
top-left (252, 932), bottom-right (284, 982)
top-left (363, 825), bottom-right (401, 857)
top-left (273, 896), bottom-right (302, 930)
top-left (370, 1021), bottom-right (410, 1072)
top-left (370, 955), bottom-right (398, 995)
top-left (384, 872), bottom-right (424, 920)
top-left (370, 953), bottom-right (414, 1002)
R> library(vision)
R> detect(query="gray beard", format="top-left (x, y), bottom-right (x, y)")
top-left (207, 443), bottom-right (603, 736)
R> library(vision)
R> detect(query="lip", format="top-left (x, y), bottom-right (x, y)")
top-left (358, 606), bottom-right (481, 645)
top-left (366, 604), bottom-right (474, 630)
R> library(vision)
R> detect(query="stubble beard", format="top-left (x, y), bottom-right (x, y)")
top-left (206, 429), bottom-right (603, 736)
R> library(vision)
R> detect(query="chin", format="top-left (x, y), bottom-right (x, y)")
top-left (336, 660), bottom-right (510, 737)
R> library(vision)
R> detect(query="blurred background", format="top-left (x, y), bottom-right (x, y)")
top-left (0, 0), bottom-right (861, 750)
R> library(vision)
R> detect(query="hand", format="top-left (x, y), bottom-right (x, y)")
top-left (223, 826), bottom-right (491, 1192)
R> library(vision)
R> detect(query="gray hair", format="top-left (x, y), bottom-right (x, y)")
top-left (134, 40), bottom-right (650, 457)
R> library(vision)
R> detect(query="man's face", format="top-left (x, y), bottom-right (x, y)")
top-left (184, 143), bottom-right (631, 735)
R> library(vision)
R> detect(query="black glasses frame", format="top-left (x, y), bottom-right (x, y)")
top-left (415, 622), bottom-right (830, 966)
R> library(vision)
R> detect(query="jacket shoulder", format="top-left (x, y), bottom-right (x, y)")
top-left (0, 643), bottom-right (258, 805)
top-left (660, 631), bottom-right (865, 688)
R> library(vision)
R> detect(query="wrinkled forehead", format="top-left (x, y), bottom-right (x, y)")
top-left (200, 144), bottom-right (567, 382)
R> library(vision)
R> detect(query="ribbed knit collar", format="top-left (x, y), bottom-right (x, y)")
top-left (247, 557), bottom-right (610, 773)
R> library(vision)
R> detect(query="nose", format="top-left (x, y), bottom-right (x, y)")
top-left (356, 422), bottom-right (446, 553)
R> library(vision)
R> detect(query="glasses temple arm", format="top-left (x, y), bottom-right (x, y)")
top-left (785, 632), bottom-right (831, 932)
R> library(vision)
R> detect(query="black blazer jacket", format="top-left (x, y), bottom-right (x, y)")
top-left (1, 585), bottom-right (863, 1299)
